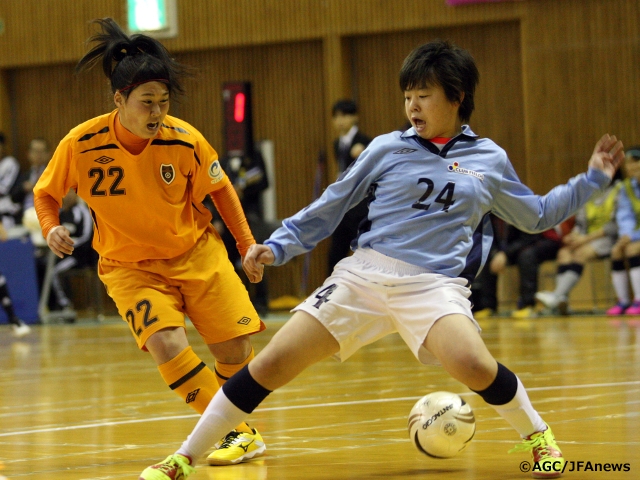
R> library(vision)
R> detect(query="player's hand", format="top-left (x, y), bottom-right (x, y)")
top-left (588, 134), bottom-right (625, 178)
top-left (47, 225), bottom-right (75, 258)
top-left (242, 243), bottom-right (275, 283)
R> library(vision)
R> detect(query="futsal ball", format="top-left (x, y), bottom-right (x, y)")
top-left (407, 391), bottom-right (476, 458)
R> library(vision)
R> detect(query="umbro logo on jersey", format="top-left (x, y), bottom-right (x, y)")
top-left (237, 317), bottom-right (251, 325)
top-left (160, 164), bottom-right (175, 184)
top-left (94, 156), bottom-right (114, 164)
top-left (185, 388), bottom-right (200, 404)
top-left (393, 148), bottom-right (418, 154)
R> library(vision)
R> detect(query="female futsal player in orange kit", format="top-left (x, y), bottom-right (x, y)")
top-left (33, 18), bottom-right (267, 466)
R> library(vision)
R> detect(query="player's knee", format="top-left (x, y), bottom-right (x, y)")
top-left (209, 334), bottom-right (252, 363)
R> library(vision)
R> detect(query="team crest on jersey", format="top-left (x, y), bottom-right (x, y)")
top-left (447, 162), bottom-right (484, 181)
top-left (209, 160), bottom-right (224, 184)
top-left (160, 164), bottom-right (175, 184)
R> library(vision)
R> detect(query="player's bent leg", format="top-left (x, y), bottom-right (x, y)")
top-left (144, 311), bottom-right (339, 472)
top-left (146, 327), bottom-right (190, 365)
top-left (148, 327), bottom-right (221, 414)
top-left (206, 336), bottom-right (264, 466)
top-left (208, 334), bottom-right (253, 365)
top-left (424, 314), bottom-right (497, 391)
top-left (249, 310), bottom-right (340, 391)
top-left (424, 314), bottom-right (564, 478)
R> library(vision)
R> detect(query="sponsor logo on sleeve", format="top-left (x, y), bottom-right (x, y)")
top-left (209, 160), bottom-right (224, 184)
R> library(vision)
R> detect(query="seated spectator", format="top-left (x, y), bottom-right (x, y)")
top-left (49, 189), bottom-right (97, 315)
top-left (490, 220), bottom-right (573, 318)
top-left (0, 223), bottom-right (31, 337)
top-left (469, 214), bottom-right (503, 318)
top-left (536, 170), bottom-right (622, 314)
top-left (0, 132), bottom-right (21, 229)
top-left (11, 137), bottom-right (51, 221)
top-left (605, 147), bottom-right (640, 315)
top-left (208, 146), bottom-right (272, 315)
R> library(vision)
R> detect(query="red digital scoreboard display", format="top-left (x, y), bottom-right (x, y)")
top-left (222, 82), bottom-right (253, 157)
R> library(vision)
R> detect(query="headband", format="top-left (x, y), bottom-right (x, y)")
top-left (119, 78), bottom-right (170, 93)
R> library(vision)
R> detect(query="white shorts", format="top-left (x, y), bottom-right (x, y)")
top-left (293, 248), bottom-right (479, 365)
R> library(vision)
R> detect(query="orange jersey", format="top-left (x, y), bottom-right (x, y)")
top-left (34, 110), bottom-right (235, 262)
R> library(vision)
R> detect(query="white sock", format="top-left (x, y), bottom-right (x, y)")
top-left (554, 270), bottom-right (581, 300)
top-left (629, 266), bottom-right (640, 302)
top-left (611, 270), bottom-right (631, 304)
top-left (490, 377), bottom-right (546, 438)
top-left (176, 389), bottom-right (247, 461)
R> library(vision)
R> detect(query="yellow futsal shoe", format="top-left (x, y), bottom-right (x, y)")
top-left (139, 454), bottom-right (195, 480)
top-left (207, 428), bottom-right (266, 466)
top-left (509, 424), bottom-right (565, 478)
top-left (512, 306), bottom-right (536, 319)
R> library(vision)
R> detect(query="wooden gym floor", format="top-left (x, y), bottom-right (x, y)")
top-left (1, 313), bottom-right (639, 479)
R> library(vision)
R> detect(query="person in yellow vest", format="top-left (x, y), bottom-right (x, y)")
top-left (535, 170), bottom-right (622, 314)
top-left (603, 147), bottom-right (640, 315)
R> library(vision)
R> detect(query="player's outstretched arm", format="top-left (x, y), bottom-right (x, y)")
top-left (588, 134), bottom-right (625, 178)
top-left (242, 244), bottom-right (274, 283)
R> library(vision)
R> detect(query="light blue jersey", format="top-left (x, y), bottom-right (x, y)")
top-left (266, 125), bottom-right (609, 282)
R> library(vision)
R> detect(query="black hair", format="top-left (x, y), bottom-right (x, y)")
top-left (399, 39), bottom-right (479, 123)
top-left (332, 99), bottom-right (358, 116)
top-left (0, 132), bottom-right (4, 146)
top-left (75, 18), bottom-right (190, 99)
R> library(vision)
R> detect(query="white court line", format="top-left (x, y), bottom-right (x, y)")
top-left (1, 379), bottom-right (638, 438)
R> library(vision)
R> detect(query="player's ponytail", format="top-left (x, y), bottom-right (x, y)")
top-left (76, 17), bottom-right (190, 98)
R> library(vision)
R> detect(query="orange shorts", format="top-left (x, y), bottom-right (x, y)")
top-left (98, 226), bottom-right (266, 350)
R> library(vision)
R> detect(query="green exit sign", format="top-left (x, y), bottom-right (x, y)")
top-left (127, 0), bottom-right (177, 38)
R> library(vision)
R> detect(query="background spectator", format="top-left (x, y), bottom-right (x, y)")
top-left (327, 99), bottom-right (372, 275)
top-left (210, 146), bottom-right (272, 315)
top-left (605, 146), bottom-right (640, 315)
top-left (48, 189), bottom-right (97, 317)
top-left (0, 223), bottom-right (31, 337)
top-left (469, 214), bottom-right (503, 318)
top-left (536, 170), bottom-right (622, 314)
top-left (490, 220), bottom-right (574, 318)
top-left (12, 137), bottom-right (51, 218)
top-left (0, 132), bottom-right (21, 229)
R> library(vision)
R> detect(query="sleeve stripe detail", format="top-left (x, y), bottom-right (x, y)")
top-left (78, 127), bottom-right (110, 142)
top-left (80, 144), bottom-right (120, 154)
top-left (151, 139), bottom-right (195, 149)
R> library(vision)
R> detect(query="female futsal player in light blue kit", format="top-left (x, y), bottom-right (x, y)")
top-left (141, 40), bottom-right (623, 480)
